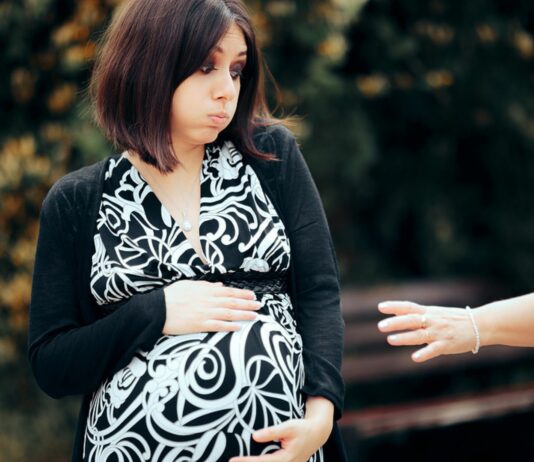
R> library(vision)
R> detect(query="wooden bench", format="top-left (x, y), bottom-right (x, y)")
top-left (338, 279), bottom-right (534, 459)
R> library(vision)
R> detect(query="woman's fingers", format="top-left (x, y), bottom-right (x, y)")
top-left (253, 420), bottom-right (294, 442)
top-left (387, 329), bottom-right (431, 346)
top-left (209, 307), bottom-right (259, 322)
top-left (229, 451), bottom-right (286, 462)
top-left (412, 342), bottom-right (445, 362)
top-left (203, 297), bottom-right (262, 327)
top-left (378, 300), bottom-right (426, 315)
top-left (203, 319), bottom-right (242, 332)
top-left (214, 297), bottom-right (262, 311)
top-left (212, 285), bottom-right (257, 300)
top-left (378, 314), bottom-right (425, 333)
top-left (376, 301), bottom-right (467, 363)
top-left (205, 284), bottom-right (263, 325)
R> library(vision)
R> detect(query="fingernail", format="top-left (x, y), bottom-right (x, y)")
top-left (378, 320), bottom-right (389, 329)
top-left (378, 302), bottom-right (390, 308)
top-left (388, 334), bottom-right (397, 343)
top-left (413, 352), bottom-right (421, 360)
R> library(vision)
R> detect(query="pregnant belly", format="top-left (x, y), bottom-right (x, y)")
top-left (84, 301), bottom-right (305, 461)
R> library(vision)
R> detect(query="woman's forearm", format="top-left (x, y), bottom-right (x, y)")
top-left (476, 293), bottom-right (534, 347)
top-left (304, 396), bottom-right (334, 423)
top-left (304, 396), bottom-right (334, 446)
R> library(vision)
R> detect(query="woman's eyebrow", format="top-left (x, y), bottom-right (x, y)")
top-left (213, 45), bottom-right (247, 57)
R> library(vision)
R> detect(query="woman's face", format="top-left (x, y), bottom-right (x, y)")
top-left (170, 23), bottom-right (247, 151)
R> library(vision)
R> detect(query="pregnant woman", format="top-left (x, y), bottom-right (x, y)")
top-left (28, 1), bottom-right (346, 461)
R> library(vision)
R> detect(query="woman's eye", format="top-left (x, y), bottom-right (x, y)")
top-left (230, 68), bottom-right (244, 80)
top-left (199, 63), bottom-right (215, 74)
top-left (199, 63), bottom-right (244, 80)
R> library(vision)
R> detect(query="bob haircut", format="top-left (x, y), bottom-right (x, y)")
top-left (90, 0), bottom-right (285, 173)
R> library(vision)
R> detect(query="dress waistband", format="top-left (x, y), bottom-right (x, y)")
top-left (98, 271), bottom-right (288, 318)
top-left (196, 271), bottom-right (288, 295)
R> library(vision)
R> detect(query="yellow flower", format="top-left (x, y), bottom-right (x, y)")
top-left (513, 30), bottom-right (534, 59)
top-left (415, 21), bottom-right (455, 45)
top-left (47, 83), bottom-right (77, 113)
top-left (52, 22), bottom-right (89, 46)
top-left (11, 237), bottom-right (36, 269)
top-left (266, 1), bottom-right (296, 17)
top-left (1, 136), bottom-right (36, 159)
top-left (10, 68), bottom-right (36, 103)
top-left (318, 34), bottom-right (347, 61)
top-left (1, 273), bottom-right (32, 317)
top-left (476, 24), bottom-right (498, 43)
top-left (0, 338), bottom-right (17, 365)
top-left (356, 74), bottom-right (390, 98)
top-left (425, 70), bottom-right (454, 89)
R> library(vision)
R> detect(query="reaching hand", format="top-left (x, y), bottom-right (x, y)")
top-left (377, 301), bottom-right (479, 362)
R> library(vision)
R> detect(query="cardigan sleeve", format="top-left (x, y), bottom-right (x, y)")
top-left (275, 127), bottom-right (345, 421)
top-left (28, 182), bottom-right (167, 399)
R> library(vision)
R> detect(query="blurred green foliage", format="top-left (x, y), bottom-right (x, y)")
top-left (1, 2), bottom-right (117, 459)
top-left (0, 0), bottom-right (532, 460)
top-left (329, 0), bottom-right (534, 288)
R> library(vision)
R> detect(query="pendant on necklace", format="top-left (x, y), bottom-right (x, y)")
top-left (182, 220), bottom-right (192, 232)
top-left (181, 210), bottom-right (193, 232)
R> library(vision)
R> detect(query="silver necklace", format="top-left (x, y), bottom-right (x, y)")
top-left (128, 152), bottom-right (202, 232)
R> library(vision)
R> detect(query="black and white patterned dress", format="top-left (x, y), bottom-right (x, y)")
top-left (83, 141), bottom-right (323, 462)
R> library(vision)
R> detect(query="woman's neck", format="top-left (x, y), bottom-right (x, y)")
top-left (124, 144), bottom-right (205, 185)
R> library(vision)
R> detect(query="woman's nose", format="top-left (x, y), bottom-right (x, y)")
top-left (213, 71), bottom-right (238, 101)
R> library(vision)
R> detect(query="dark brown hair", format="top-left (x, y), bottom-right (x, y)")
top-left (89, 0), bottom-right (287, 173)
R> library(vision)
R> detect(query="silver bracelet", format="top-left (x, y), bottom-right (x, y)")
top-left (465, 305), bottom-right (480, 354)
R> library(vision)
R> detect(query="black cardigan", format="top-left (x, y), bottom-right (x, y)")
top-left (28, 124), bottom-right (347, 461)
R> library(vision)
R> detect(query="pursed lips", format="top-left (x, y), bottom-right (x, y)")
top-left (208, 113), bottom-right (230, 124)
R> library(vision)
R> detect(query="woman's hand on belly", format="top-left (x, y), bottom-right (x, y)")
top-left (229, 397), bottom-right (334, 462)
top-left (162, 280), bottom-right (262, 335)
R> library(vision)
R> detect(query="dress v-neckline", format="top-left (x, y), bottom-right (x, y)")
top-left (120, 149), bottom-right (210, 267)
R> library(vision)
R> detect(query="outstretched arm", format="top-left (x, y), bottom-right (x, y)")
top-left (377, 292), bottom-right (534, 362)
top-left (476, 292), bottom-right (534, 347)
